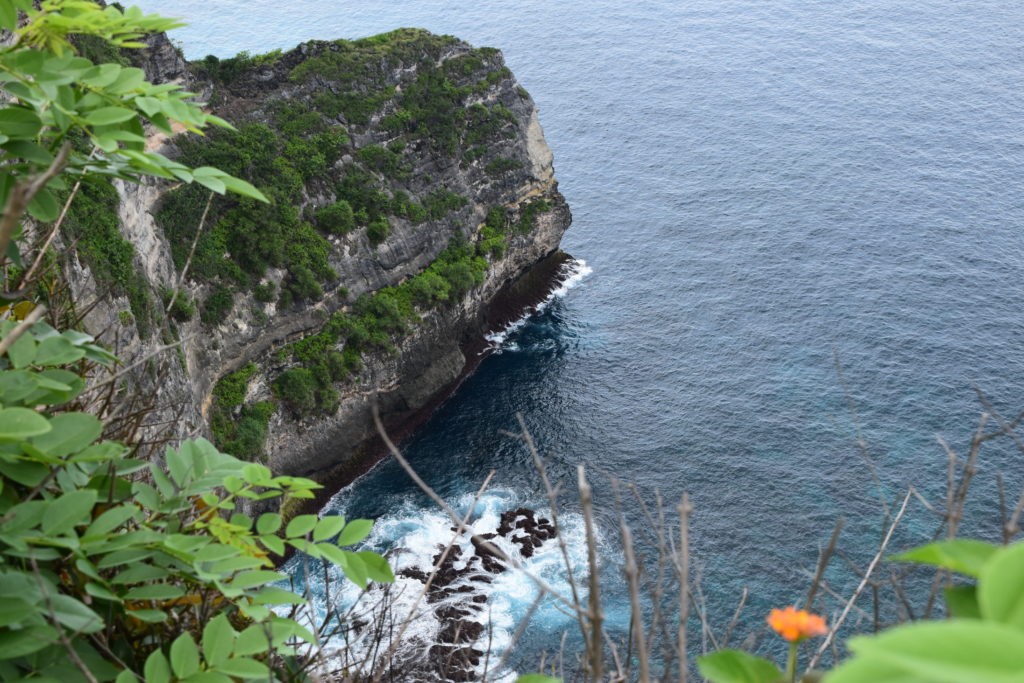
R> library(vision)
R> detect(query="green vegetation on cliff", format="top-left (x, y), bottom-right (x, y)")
top-left (158, 27), bottom-right (553, 452)
top-left (157, 27), bottom-right (515, 326)
top-left (64, 179), bottom-right (157, 338)
top-left (0, 7), bottom-right (393, 683)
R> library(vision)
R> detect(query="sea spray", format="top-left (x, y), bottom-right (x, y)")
top-left (282, 489), bottom-right (605, 680)
top-left (484, 258), bottom-right (592, 353)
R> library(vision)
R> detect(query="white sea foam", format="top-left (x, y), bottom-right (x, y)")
top-left (284, 489), bottom-right (600, 680)
top-left (483, 258), bottom-right (592, 353)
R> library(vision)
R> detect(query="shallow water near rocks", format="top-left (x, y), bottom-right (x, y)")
top-left (142, 0), bottom-right (1024, 674)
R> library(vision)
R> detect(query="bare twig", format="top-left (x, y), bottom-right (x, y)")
top-left (807, 489), bottom-right (913, 672)
top-left (721, 586), bottom-right (748, 649)
top-left (165, 191), bottom-right (214, 316)
top-left (372, 406), bottom-right (584, 618)
top-left (0, 143), bottom-right (72, 268)
top-left (0, 303), bottom-right (47, 356)
top-left (77, 334), bottom-right (195, 397)
top-left (805, 517), bottom-right (844, 612)
top-left (29, 554), bottom-right (99, 683)
top-left (578, 465), bottom-right (604, 682)
top-left (371, 470), bottom-right (496, 681)
top-left (677, 493), bottom-right (692, 683)
top-left (621, 522), bottom-right (649, 683)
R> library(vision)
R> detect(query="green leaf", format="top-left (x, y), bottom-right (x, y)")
top-left (0, 596), bottom-right (36, 627)
top-left (110, 564), bottom-right (169, 584)
top-left (215, 657), bottom-right (269, 678)
top-left (31, 412), bottom-right (102, 457)
top-left (49, 594), bottom-right (103, 633)
top-left (0, 369), bottom-right (40, 403)
top-left (30, 368), bottom-right (85, 405)
top-left (181, 673), bottom-right (233, 683)
top-left (0, 107), bottom-right (42, 138)
top-left (260, 534), bottom-right (284, 555)
top-left (27, 187), bottom-right (60, 222)
top-left (0, 407), bottom-right (52, 439)
top-left (824, 655), bottom-right (927, 683)
top-left (144, 649), bottom-right (171, 683)
top-left (42, 488), bottom-right (96, 535)
top-left (339, 550), bottom-right (368, 589)
top-left (0, 457), bottom-right (47, 486)
top-left (358, 551), bottom-right (394, 583)
top-left (202, 614), bottom-right (235, 666)
top-left (232, 625), bottom-right (269, 656)
top-left (84, 582), bottom-right (120, 602)
top-left (108, 67), bottom-right (145, 93)
top-left (515, 677), bottom-right (561, 683)
top-left (209, 556), bottom-right (265, 574)
top-left (241, 463), bottom-right (272, 484)
top-left (890, 539), bottom-right (999, 578)
top-left (196, 543), bottom-right (241, 563)
top-left (256, 512), bottom-right (281, 535)
top-left (129, 609), bottom-right (169, 623)
top-left (979, 541), bottom-right (1024, 629)
top-left (34, 335), bottom-right (86, 366)
top-left (3, 140), bottom-right (54, 165)
top-left (250, 586), bottom-right (306, 605)
top-left (230, 570), bottom-right (286, 589)
top-left (285, 514), bottom-right (317, 538)
top-left (944, 585), bottom-right (981, 619)
top-left (123, 584), bottom-right (184, 601)
top-left (0, 625), bottom-right (57, 659)
top-left (313, 515), bottom-right (346, 541)
top-left (71, 441), bottom-right (128, 464)
top-left (134, 95), bottom-right (162, 117)
top-left (169, 632), bottom-right (200, 679)
top-left (696, 649), bottom-right (783, 683)
top-left (6, 331), bottom-right (36, 368)
top-left (193, 174), bottom-right (226, 194)
top-left (338, 518), bottom-right (373, 546)
top-left (81, 64), bottom-right (122, 88)
top-left (85, 107), bottom-right (138, 126)
top-left (838, 620), bottom-right (1024, 682)
top-left (220, 175), bottom-right (269, 203)
top-left (0, 2), bottom-right (16, 31)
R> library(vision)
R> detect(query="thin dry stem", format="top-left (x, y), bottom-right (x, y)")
top-left (621, 522), bottom-right (649, 683)
top-left (807, 489), bottom-right (913, 672)
top-left (677, 493), bottom-right (692, 683)
top-left (577, 465), bottom-right (604, 682)
top-left (0, 303), bottom-right (47, 356)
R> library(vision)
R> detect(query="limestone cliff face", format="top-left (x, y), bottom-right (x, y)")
top-left (66, 29), bottom-right (571, 484)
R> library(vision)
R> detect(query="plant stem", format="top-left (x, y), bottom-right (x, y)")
top-left (786, 640), bottom-right (799, 683)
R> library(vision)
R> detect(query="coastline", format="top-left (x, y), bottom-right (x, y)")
top-left (280, 249), bottom-right (574, 536)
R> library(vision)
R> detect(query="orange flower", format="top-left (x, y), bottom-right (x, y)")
top-left (767, 606), bottom-right (828, 642)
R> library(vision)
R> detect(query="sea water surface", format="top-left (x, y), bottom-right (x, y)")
top-left (138, 0), bottom-right (1024, 674)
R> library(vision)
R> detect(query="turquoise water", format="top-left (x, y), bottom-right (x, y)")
top-left (140, 0), bottom-right (1024, 674)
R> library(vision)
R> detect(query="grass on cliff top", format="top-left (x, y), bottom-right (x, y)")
top-left (158, 23), bottom-right (522, 333)
top-left (290, 29), bottom-right (462, 86)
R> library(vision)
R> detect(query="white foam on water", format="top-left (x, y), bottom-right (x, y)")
top-left (283, 489), bottom-right (602, 680)
top-left (483, 258), bottom-right (592, 353)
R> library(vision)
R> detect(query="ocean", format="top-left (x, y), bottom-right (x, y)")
top-left (136, 0), bottom-right (1024, 676)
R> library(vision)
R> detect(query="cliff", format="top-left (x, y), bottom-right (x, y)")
top-left (63, 28), bottom-right (571, 486)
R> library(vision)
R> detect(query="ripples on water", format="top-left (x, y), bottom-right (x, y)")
top-left (140, 0), bottom-right (1024, 672)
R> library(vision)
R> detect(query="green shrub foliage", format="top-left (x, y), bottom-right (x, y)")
top-left (0, 6), bottom-right (391, 681)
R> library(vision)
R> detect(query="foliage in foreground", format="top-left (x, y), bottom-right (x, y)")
top-left (696, 538), bottom-right (1024, 683)
top-left (0, 2), bottom-right (393, 680)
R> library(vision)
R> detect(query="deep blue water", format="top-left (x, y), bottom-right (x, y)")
top-left (139, 0), bottom-right (1024, 675)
